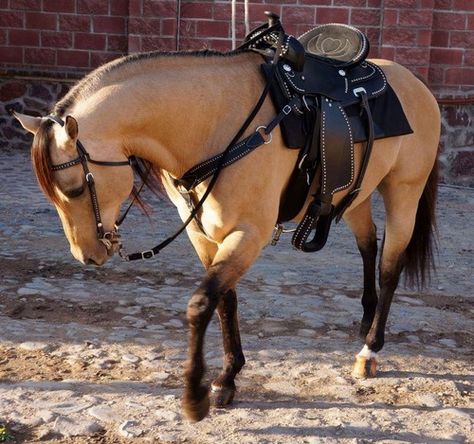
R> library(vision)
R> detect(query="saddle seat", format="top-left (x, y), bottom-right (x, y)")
top-left (298, 23), bottom-right (369, 68)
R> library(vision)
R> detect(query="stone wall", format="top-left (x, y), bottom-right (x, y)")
top-left (1, 76), bottom-right (472, 187)
top-left (439, 103), bottom-right (474, 186)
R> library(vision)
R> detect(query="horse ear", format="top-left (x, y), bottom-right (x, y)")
top-left (65, 116), bottom-right (78, 140)
top-left (12, 111), bottom-right (42, 134)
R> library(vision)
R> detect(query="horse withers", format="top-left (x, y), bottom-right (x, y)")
top-left (14, 40), bottom-right (440, 421)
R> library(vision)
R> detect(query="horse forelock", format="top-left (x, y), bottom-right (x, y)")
top-left (31, 120), bottom-right (62, 207)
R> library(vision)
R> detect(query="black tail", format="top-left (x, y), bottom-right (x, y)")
top-left (404, 160), bottom-right (438, 288)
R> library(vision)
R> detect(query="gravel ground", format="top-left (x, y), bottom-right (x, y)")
top-left (0, 150), bottom-right (473, 443)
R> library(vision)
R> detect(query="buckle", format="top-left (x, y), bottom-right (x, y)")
top-left (141, 250), bottom-right (155, 259)
top-left (282, 104), bottom-right (292, 115)
top-left (85, 172), bottom-right (94, 183)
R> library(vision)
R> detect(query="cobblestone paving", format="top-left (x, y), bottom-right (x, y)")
top-left (0, 150), bottom-right (473, 443)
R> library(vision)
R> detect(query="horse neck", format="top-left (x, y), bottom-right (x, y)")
top-left (71, 52), bottom-right (266, 178)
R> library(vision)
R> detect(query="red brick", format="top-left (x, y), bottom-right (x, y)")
top-left (396, 47), bottom-right (431, 65)
top-left (209, 39), bottom-right (232, 52)
top-left (25, 47), bottom-right (55, 64)
top-left (368, 45), bottom-right (380, 59)
top-left (196, 20), bottom-right (229, 38)
top-left (299, 0), bottom-right (331, 4)
top-left (0, 11), bottom-right (24, 28)
top-left (111, 0), bottom-right (129, 16)
top-left (43, 0), bottom-right (75, 13)
top-left (282, 6), bottom-right (315, 24)
top-left (428, 66), bottom-right (444, 84)
top-left (469, 15), bottom-right (474, 30)
top-left (57, 49), bottom-right (89, 67)
top-left (420, 0), bottom-right (434, 6)
top-left (465, 50), bottom-right (474, 66)
top-left (351, 9), bottom-right (381, 26)
top-left (128, 18), bottom-right (161, 35)
top-left (161, 18), bottom-right (177, 36)
top-left (366, 27), bottom-right (381, 45)
top-left (107, 35), bottom-right (127, 51)
top-left (434, 0), bottom-right (452, 7)
top-left (77, 0), bottom-right (109, 15)
top-left (385, 0), bottom-right (417, 6)
top-left (128, 35), bottom-right (141, 52)
top-left (93, 16), bottom-right (126, 34)
top-left (178, 37), bottom-right (210, 50)
top-left (213, 3), bottom-right (237, 21)
top-left (0, 30), bottom-right (7, 45)
top-left (450, 31), bottom-right (474, 49)
top-left (367, 0), bottom-right (382, 6)
top-left (74, 32), bottom-right (106, 50)
top-left (0, 0), bottom-right (7, 7)
top-left (129, 0), bottom-right (142, 17)
top-left (179, 20), bottom-right (196, 37)
top-left (445, 67), bottom-right (474, 84)
top-left (433, 12), bottom-right (466, 31)
top-left (9, 29), bottom-right (39, 46)
top-left (380, 46), bottom-right (396, 60)
top-left (182, 2), bottom-right (213, 19)
top-left (334, 0), bottom-right (366, 5)
top-left (0, 46), bottom-right (23, 63)
top-left (59, 15), bottom-right (91, 32)
top-left (413, 66), bottom-right (429, 80)
top-left (417, 30), bottom-right (432, 46)
top-left (143, 0), bottom-right (176, 17)
top-left (317, 7), bottom-right (349, 24)
top-left (26, 12), bottom-right (57, 30)
top-left (453, 0), bottom-right (474, 10)
top-left (431, 48), bottom-right (464, 65)
top-left (41, 31), bottom-right (73, 48)
top-left (382, 28), bottom-right (418, 46)
top-left (382, 9), bottom-right (398, 26)
top-left (431, 30), bottom-right (449, 47)
top-left (399, 10), bottom-right (433, 27)
top-left (10, 0), bottom-right (41, 10)
top-left (141, 36), bottom-right (175, 51)
top-left (90, 51), bottom-right (119, 68)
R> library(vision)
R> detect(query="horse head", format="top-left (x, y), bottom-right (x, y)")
top-left (14, 111), bottom-right (134, 266)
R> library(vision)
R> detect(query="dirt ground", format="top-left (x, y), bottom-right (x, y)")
top-left (0, 151), bottom-right (473, 443)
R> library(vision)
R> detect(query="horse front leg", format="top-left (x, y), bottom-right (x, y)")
top-left (182, 227), bottom-right (264, 421)
top-left (211, 288), bottom-right (245, 407)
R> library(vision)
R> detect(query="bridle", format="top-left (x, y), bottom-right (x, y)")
top-left (47, 115), bottom-right (132, 254)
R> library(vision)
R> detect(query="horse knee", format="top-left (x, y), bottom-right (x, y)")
top-left (187, 278), bottom-right (221, 324)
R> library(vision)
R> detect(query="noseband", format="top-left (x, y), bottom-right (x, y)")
top-left (47, 115), bottom-right (131, 252)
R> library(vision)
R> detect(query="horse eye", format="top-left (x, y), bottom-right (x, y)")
top-left (63, 184), bottom-right (85, 199)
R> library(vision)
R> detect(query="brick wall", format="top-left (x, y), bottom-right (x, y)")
top-left (0, 1), bottom-right (473, 185)
top-left (0, 0), bottom-right (129, 77)
top-left (1, 1), bottom-right (473, 95)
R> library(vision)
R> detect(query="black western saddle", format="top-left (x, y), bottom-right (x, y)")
top-left (178, 13), bottom-right (412, 253)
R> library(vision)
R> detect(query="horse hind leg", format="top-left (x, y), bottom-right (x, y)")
top-left (343, 198), bottom-right (378, 340)
top-left (352, 167), bottom-right (436, 378)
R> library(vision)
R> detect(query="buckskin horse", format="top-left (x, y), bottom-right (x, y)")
top-left (14, 19), bottom-right (439, 422)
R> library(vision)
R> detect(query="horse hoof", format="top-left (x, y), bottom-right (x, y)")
top-left (352, 356), bottom-right (377, 378)
top-left (210, 383), bottom-right (236, 407)
top-left (182, 386), bottom-right (210, 422)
